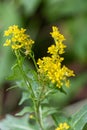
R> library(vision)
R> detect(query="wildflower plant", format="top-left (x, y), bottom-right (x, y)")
top-left (1, 25), bottom-right (87, 130)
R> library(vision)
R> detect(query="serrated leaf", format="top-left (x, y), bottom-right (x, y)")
top-left (70, 104), bottom-right (87, 130)
top-left (0, 114), bottom-right (38, 130)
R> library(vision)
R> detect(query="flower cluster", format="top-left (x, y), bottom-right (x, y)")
top-left (55, 122), bottom-right (70, 130)
top-left (37, 26), bottom-right (75, 88)
top-left (4, 25), bottom-right (34, 55)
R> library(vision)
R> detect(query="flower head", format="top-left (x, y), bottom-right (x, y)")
top-left (37, 26), bottom-right (75, 88)
top-left (4, 25), bottom-right (34, 55)
top-left (55, 122), bottom-right (70, 130)
top-left (29, 114), bottom-right (34, 119)
top-left (50, 26), bottom-right (65, 42)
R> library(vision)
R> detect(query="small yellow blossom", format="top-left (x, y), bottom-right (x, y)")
top-left (3, 25), bottom-right (34, 55)
top-left (55, 122), bottom-right (70, 130)
top-left (29, 114), bottom-right (34, 119)
top-left (37, 26), bottom-right (75, 88)
top-left (4, 39), bottom-right (11, 46)
top-left (50, 26), bottom-right (65, 42)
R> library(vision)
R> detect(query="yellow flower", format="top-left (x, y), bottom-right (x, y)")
top-left (37, 26), bottom-right (75, 88)
top-left (4, 39), bottom-right (11, 46)
top-left (55, 122), bottom-right (70, 130)
top-left (3, 25), bottom-right (34, 55)
top-left (37, 56), bottom-right (74, 88)
top-left (50, 26), bottom-right (65, 42)
top-left (29, 114), bottom-right (34, 119)
top-left (47, 42), bottom-right (66, 56)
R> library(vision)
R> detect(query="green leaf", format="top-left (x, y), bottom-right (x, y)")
top-left (43, 0), bottom-right (87, 22)
top-left (46, 126), bottom-right (55, 130)
top-left (43, 106), bottom-right (59, 118)
top-left (83, 123), bottom-right (87, 130)
top-left (66, 16), bottom-right (87, 63)
top-left (8, 56), bottom-right (25, 81)
top-left (70, 104), bottom-right (87, 130)
top-left (19, 91), bottom-right (30, 105)
top-left (19, 0), bottom-right (41, 16)
top-left (52, 113), bottom-right (69, 126)
top-left (0, 114), bottom-right (38, 130)
top-left (7, 63), bottom-right (22, 81)
top-left (16, 106), bottom-right (34, 116)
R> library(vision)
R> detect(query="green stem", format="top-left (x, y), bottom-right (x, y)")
top-left (15, 50), bottom-right (36, 99)
top-left (36, 102), bottom-right (45, 130)
top-left (15, 51), bottom-right (45, 130)
top-left (30, 52), bottom-right (38, 71)
top-left (38, 105), bottom-right (45, 130)
top-left (36, 84), bottom-right (47, 130)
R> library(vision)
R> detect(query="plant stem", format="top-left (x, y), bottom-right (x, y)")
top-left (15, 51), bottom-right (45, 130)
top-left (30, 52), bottom-right (38, 71)
top-left (37, 103), bottom-right (45, 130)
top-left (30, 52), bottom-right (45, 130)
top-left (15, 51), bottom-right (36, 99)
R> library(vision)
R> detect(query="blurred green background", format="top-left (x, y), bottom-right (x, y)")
top-left (0, 0), bottom-right (87, 116)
